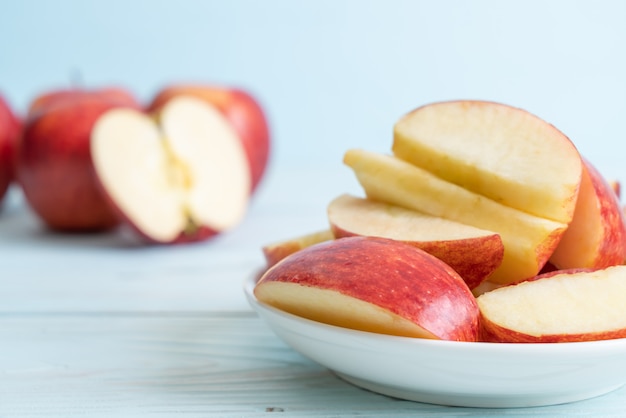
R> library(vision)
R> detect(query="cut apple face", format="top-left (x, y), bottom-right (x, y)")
top-left (549, 159), bottom-right (626, 270)
top-left (343, 149), bottom-right (567, 284)
top-left (327, 194), bottom-right (503, 289)
top-left (255, 236), bottom-right (480, 341)
top-left (262, 229), bottom-right (334, 269)
top-left (392, 100), bottom-right (582, 224)
top-left (91, 96), bottom-right (251, 243)
top-left (477, 266), bottom-right (626, 343)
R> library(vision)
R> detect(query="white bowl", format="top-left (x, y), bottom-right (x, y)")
top-left (244, 274), bottom-right (626, 408)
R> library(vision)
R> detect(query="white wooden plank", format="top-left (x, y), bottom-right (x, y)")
top-left (1, 313), bottom-right (624, 417)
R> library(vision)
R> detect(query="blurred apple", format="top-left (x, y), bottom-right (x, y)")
top-left (91, 96), bottom-right (251, 244)
top-left (0, 93), bottom-right (21, 205)
top-left (327, 194), bottom-right (503, 289)
top-left (343, 149), bottom-right (567, 285)
top-left (477, 265), bottom-right (626, 343)
top-left (262, 229), bottom-right (334, 268)
top-left (255, 236), bottom-right (480, 341)
top-left (148, 84), bottom-right (270, 193)
top-left (17, 87), bottom-right (141, 231)
top-left (549, 159), bottom-right (626, 269)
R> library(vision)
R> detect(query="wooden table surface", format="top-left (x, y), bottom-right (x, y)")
top-left (1, 164), bottom-right (625, 417)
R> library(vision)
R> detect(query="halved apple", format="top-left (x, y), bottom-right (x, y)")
top-left (392, 100), bottom-right (582, 224)
top-left (327, 194), bottom-right (503, 289)
top-left (477, 266), bottom-right (626, 343)
top-left (255, 236), bottom-right (480, 341)
top-left (262, 229), bottom-right (334, 268)
top-left (343, 149), bottom-right (567, 284)
top-left (91, 96), bottom-right (251, 243)
top-left (549, 159), bottom-right (626, 269)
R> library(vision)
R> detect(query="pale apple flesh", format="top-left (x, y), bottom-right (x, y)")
top-left (262, 229), bottom-right (334, 268)
top-left (255, 236), bottom-right (480, 342)
top-left (327, 194), bottom-right (503, 289)
top-left (477, 266), bottom-right (626, 343)
top-left (392, 100), bottom-right (582, 224)
top-left (256, 281), bottom-right (441, 339)
top-left (148, 85), bottom-right (270, 193)
top-left (549, 159), bottom-right (626, 269)
top-left (91, 96), bottom-right (251, 243)
top-left (343, 149), bottom-right (567, 284)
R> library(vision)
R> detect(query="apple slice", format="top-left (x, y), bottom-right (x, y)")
top-left (477, 266), bottom-right (626, 343)
top-left (262, 229), bottom-right (334, 268)
top-left (549, 159), bottom-right (626, 269)
top-left (91, 96), bottom-right (251, 243)
top-left (255, 236), bottom-right (480, 341)
top-left (327, 194), bottom-right (503, 289)
top-left (392, 100), bottom-right (582, 224)
top-left (343, 149), bottom-right (567, 284)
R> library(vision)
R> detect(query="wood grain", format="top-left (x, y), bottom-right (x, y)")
top-left (0, 313), bottom-right (624, 417)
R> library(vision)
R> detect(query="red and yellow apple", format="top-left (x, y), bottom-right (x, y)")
top-left (327, 194), bottom-right (503, 289)
top-left (255, 236), bottom-right (480, 341)
top-left (148, 84), bottom-right (270, 193)
top-left (91, 95), bottom-right (251, 244)
top-left (17, 87), bottom-right (141, 231)
top-left (0, 93), bottom-right (21, 205)
top-left (477, 266), bottom-right (626, 343)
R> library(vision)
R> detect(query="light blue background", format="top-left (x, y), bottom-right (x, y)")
top-left (2, 0), bottom-right (625, 181)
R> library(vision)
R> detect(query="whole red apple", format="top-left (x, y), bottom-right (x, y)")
top-left (148, 84), bottom-right (271, 193)
top-left (0, 93), bottom-right (21, 205)
top-left (17, 87), bottom-right (141, 231)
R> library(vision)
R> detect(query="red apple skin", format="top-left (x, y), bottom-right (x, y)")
top-left (331, 224), bottom-right (503, 291)
top-left (262, 230), bottom-right (334, 268)
top-left (480, 318), bottom-right (626, 343)
top-left (17, 88), bottom-right (141, 231)
top-left (27, 87), bottom-right (138, 119)
top-left (0, 93), bottom-right (21, 204)
top-left (549, 159), bottom-right (626, 269)
top-left (584, 161), bottom-right (626, 267)
top-left (257, 236), bottom-right (480, 341)
top-left (148, 84), bottom-right (270, 193)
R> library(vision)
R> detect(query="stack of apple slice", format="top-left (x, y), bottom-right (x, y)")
top-left (255, 100), bottom-right (626, 343)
